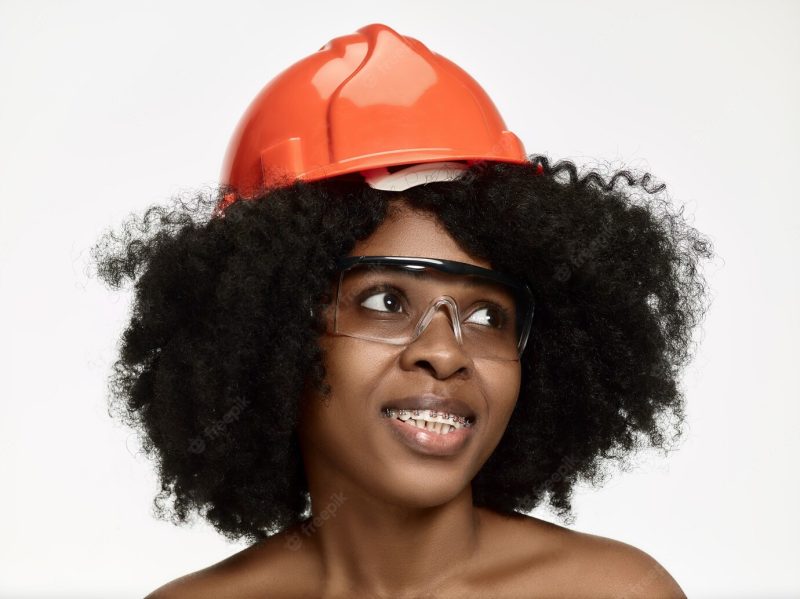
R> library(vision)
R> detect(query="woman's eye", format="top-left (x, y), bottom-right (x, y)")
top-left (465, 306), bottom-right (504, 328)
top-left (360, 292), bottom-right (404, 313)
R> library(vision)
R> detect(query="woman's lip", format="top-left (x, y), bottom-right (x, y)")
top-left (382, 413), bottom-right (475, 456)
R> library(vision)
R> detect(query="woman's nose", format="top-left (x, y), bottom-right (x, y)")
top-left (398, 302), bottom-right (472, 378)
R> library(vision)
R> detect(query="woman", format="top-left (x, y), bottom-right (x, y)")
top-left (93, 23), bottom-right (712, 598)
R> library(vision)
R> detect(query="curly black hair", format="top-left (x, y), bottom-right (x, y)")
top-left (91, 156), bottom-right (714, 544)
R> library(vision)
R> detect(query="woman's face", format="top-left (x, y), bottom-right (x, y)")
top-left (298, 201), bottom-right (522, 507)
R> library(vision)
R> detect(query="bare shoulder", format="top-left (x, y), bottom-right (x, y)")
top-left (567, 528), bottom-right (686, 598)
top-left (143, 525), bottom-right (320, 599)
top-left (143, 565), bottom-right (221, 599)
top-left (479, 510), bottom-right (686, 598)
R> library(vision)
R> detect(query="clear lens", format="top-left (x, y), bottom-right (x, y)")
top-left (333, 263), bottom-right (530, 360)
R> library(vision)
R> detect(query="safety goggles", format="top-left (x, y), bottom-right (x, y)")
top-left (328, 256), bottom-right (535, 360)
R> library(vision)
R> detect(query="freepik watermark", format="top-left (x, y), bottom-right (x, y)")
top-left (553, 217), bottom-right (615, 283)
top-left (283, 491), bottom-right (348, 551)
top-left (615, 559), bottom-right (676, 598)
top-left (187, 395), bottom-right (251, 454)
top-left (517, 453), bottom-right (582, 509)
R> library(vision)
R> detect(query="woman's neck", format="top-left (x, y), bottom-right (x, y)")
top-left (299, 479), bottom-right (484, 597)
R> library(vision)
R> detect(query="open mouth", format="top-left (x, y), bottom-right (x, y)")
top-left (381, 408), bottom-right (475, 435)
top-left (381, 407), bottom-right (476, 456)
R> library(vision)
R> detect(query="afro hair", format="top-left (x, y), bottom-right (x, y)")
top-left (91, 156), bottom-right (714, 544)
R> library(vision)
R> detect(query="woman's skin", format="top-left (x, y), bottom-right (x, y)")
top-left (147, 200), bottom-right (686, 599)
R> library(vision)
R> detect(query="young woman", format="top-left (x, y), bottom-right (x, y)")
top-left (93, 23), bottom-right (712, 598)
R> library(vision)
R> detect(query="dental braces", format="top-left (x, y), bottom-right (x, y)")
top-left (382, 408), bottom-right (474, 428)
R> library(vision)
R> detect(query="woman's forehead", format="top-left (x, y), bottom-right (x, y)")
top-left (349, 203), bottom-right (491, 269)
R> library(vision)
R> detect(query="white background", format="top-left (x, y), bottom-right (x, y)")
top-left (1, 1), bottom-right (798, 597)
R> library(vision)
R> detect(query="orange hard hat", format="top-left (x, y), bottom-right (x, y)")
top-left (217, 23), bottom-right (528, 212)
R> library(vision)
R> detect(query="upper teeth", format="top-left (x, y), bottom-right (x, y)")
top-left (382, 408), bottom-right (473, 429)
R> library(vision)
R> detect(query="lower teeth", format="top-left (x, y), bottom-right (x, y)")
top-left (395, 417), bottom-right (455, 435)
